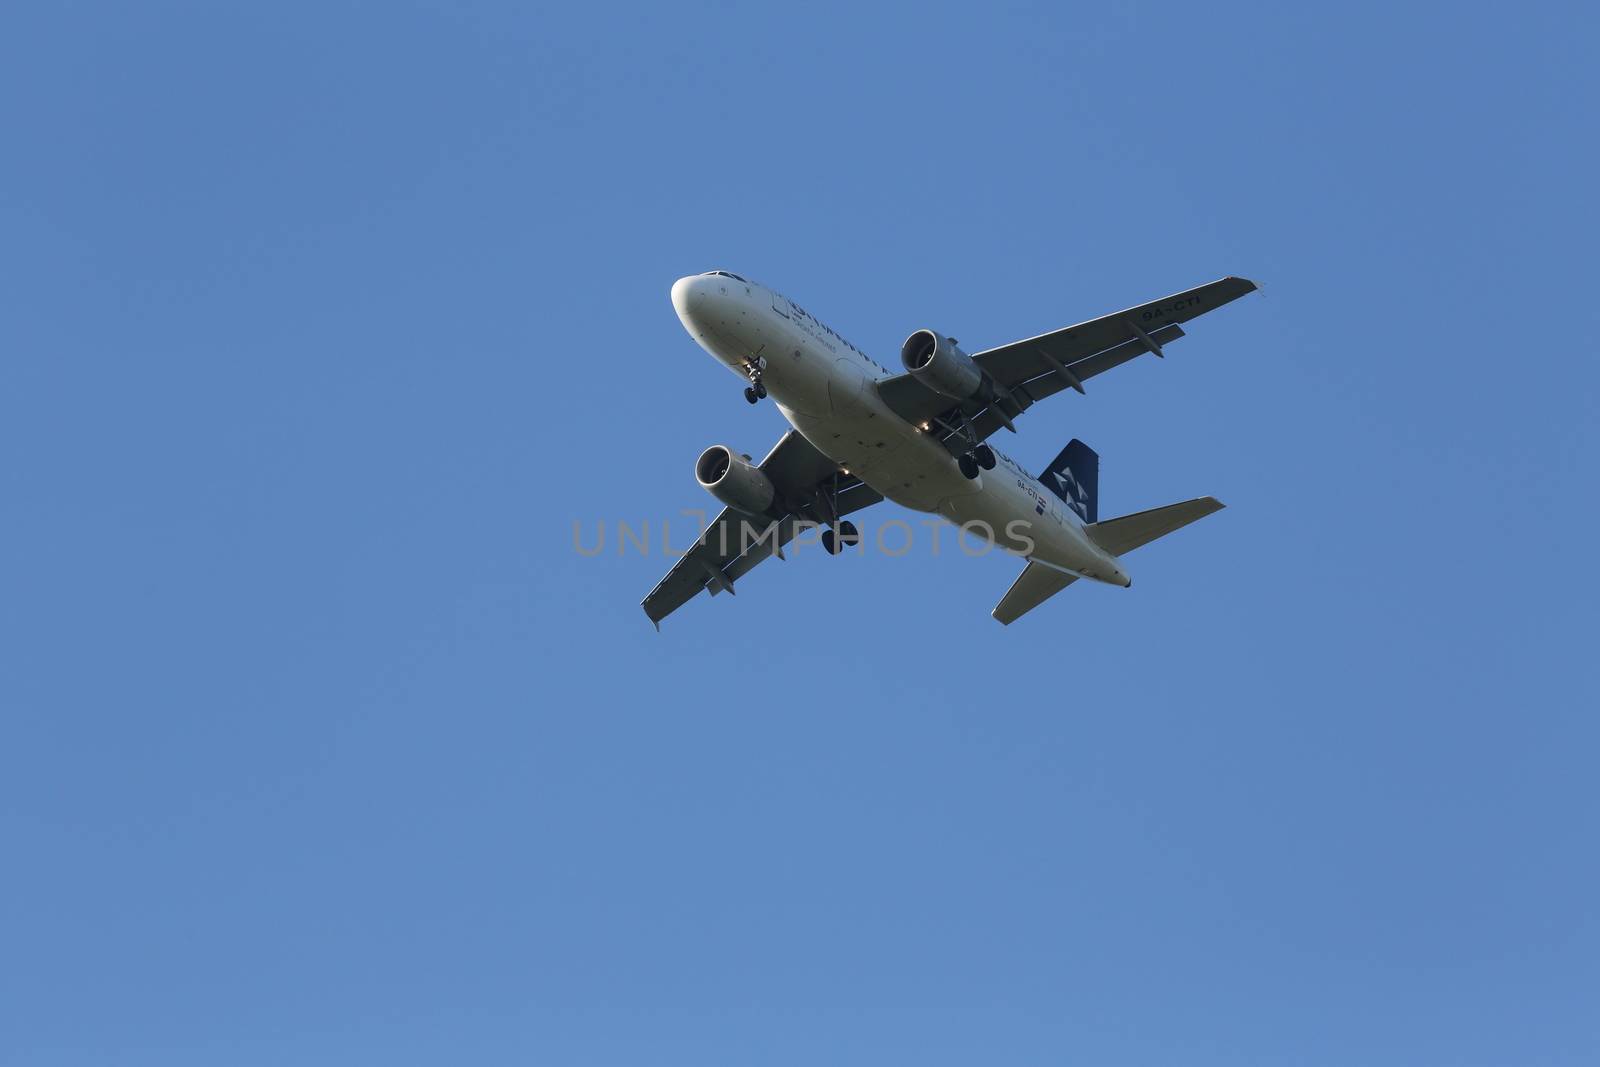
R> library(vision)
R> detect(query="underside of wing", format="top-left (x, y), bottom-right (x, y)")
top-left (877, 276), bottom-right (1257, 449)
top-left (974, 275), bottom-right (1257, 388)
top-left (640, 431), bottom-right (882, 627)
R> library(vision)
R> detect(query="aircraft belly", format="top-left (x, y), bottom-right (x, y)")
top-left (770, 329), bottom-right (992, 513)
top-left (756, 322), bottom-right (829, 417)
top-left (869, 436), bottom-right (975, 511)
top-left (933, 474), bottom-right (1095, 574)
top-left (784, 402), bottom-right (976, 513)
top-left (940, 487), bottom-right (1033, 545)
top-left (936, 483), bottom-right (1124, 583)
top-left (766, 352), bottom-right (830, 417)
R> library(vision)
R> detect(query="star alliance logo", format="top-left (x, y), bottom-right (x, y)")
top-left (1052, 469), bottom-right (1089, 519)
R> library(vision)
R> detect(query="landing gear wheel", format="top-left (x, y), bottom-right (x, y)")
top-left (744, 386), bottom-right (759, 404)
top-left (958, 453), bottom-right (980, 480)
top-left (754, 381), bottom-right (767, 399)
top-left (974, 443), bottom-right (996, 470)
top-left (821, 521), bottom-right (860, 555)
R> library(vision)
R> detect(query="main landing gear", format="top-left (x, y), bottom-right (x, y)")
top-left (958, 443), bottom-right (996, 480)
top-left (821, 520), bottom-right (860, 555)
top-left (815, 470), bottom-right (860, 555)
top-left (742, 355), bottom-right (768, 404)
top-left (939, 409), bottom-right (995, 480)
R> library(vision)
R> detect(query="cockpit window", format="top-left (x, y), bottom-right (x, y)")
top-left (706, 271), bottom-right (747, 282)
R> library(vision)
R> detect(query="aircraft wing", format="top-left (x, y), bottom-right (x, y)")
top-left (641, 430), bottom-right (882, 627)
top-left (876, 276), bottom-right (1257, 444)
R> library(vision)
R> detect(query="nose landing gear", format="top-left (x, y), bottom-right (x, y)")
top-left (742, 355), bottom-right (768, 404)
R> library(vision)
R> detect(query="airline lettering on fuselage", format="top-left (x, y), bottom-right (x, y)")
top-left (1014, 476), bottom-right (1048, 516)
top-left (774, 291), bottom-right (872, 362)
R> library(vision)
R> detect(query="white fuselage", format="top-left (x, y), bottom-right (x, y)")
top-left (672, 273), bottom-right (1130, 586)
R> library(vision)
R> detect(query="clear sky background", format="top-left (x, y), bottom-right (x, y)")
top-left (3, 3), bottom-right (1597, 1064)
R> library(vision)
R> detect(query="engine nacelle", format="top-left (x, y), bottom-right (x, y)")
top-left (695, 445), bottom-right (776, 515)
top-left (901, 329), bottom-right (985, 402)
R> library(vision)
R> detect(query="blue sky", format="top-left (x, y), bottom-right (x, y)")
top-left (3, 2), bottom-right (1596, 1064)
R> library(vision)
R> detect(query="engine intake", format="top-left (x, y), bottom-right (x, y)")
top-left (695, 445), bottom-right (776, 515)
top-left (901, 329), bottom-right (984, 401)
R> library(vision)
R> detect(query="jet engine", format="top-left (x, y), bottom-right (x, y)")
top-left (695, 445), bottom-right (776, 515)
top-left (901, 329), bottom-right (984, 401)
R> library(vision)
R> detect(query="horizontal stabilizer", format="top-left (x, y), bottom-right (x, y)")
top-left (992, 560), bottom-right (1079, 625)
top-left (1083, 497), bottom-right (1225, 557)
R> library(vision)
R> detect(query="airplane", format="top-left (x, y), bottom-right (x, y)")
top-left (642, 270), bottom-right (1258, 627)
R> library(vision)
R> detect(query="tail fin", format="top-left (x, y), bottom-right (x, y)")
top-left (1084, 497), bottom-right (1225, 556)
top-left (1039, 439), bottom-right (1098, 523)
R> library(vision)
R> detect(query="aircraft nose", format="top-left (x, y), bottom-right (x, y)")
top-left (671, 275), bottom-right (706, 321)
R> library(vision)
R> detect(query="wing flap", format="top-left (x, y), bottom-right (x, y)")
top-left (876, 277), bottom-right (1256, 445)
top-left (877, 323), bottom-right (1187, 435)
top-left (974, 276), bottom-right (1257, 388)
top-left (961, 323), bottom-right (1187, 443)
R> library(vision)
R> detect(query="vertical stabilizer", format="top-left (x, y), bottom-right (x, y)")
top-left (1039, 439), bottom-right (1098, 523)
